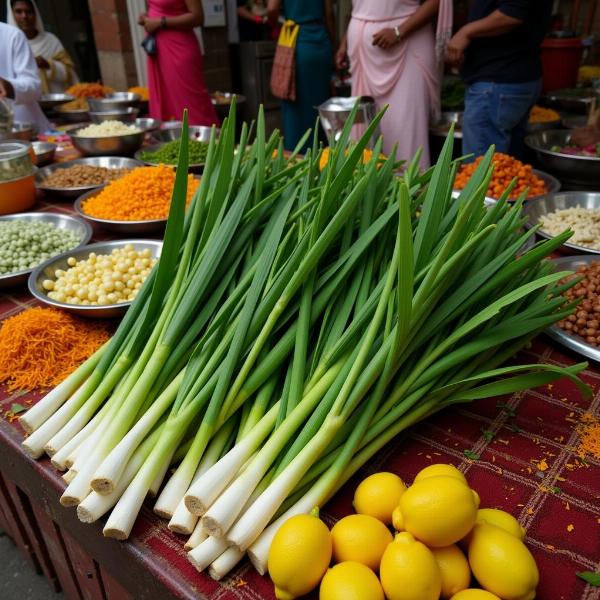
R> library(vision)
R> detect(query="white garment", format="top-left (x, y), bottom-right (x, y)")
top-left (0, 22), bottom-right (51, 132)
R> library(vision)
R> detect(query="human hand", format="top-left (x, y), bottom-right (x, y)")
top-left (0, 78), bottom-right (14, 99)
top-left (138, 12), bottom-right (147, 25)
top-left (446, 28), bottom-right (471, 66)
top-left (335, 40), bottom-right (348, 70)
top-left (144, 18), bottom-right (162, 34)
top-left (35, 56), bottom-right (50, 69)
top-left (372, 28), bottom-right (400, 50)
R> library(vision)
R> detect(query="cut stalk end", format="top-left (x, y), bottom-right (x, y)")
top-left (200, 515), bottom-right (224, 539)
top-left (21, 440), bottom-right (44, 459)
top-left (18, 416), bottom-right (34, 434)
top-left (154, 507), bottom-right (174, 520)
top-left (90, 478), bottom-right (114, 495)
top-left (184, 495), bottom-right (206, 517)
top-left (60, 493), bottom-right (83, 507)
top-left (102, 527), bottom-right (129, 540)
top-left (77, 505), bottom-right (96, 524)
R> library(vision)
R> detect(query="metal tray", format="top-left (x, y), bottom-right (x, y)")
top-left (0, 212), bottom-right (92, 288)
top-left (135, 142), bottom-right (205, 174)
top-left (547, 254), bottom-right (600, 363)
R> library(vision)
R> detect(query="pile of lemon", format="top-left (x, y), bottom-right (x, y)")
top-left (268, 463), bottom-right (539, 600)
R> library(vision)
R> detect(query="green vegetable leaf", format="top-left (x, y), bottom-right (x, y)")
top-left (10, 403), bottom-right (26, 415)
top-left (549, 486), bottom-right (562, 494)
top-left (480, 428), bottom-right (495, 441)
top-left (464, 449), bottom-right (480, 461)
top-left (577, 572), bottom-right (600, 586)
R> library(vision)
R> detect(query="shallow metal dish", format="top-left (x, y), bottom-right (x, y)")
top-left (70, 127), bottom-right (145, 157)
top-left (88, 92), bottom-right (141, 112)
top-left (541, 89), bottom-right (599, 114)
top-left (35, 156), bottom-right (144, 199)
top-left (546, 254), bottom-right (600, 363)
top-left (135, 142), bottom-right (206, 174)
top-left (55, 107), bottom-right (89, 123)
top-left (526, 118), bottom-right (561, 133)
top-left (29, 239), bottom-right (162, 318)
top-left (31, 141), bottom-right (56, 167)
top-left (525, 129), bottom-right (600, 188)
top-left (0, 212), bottom-right (92, 288)
top-left (135, 117), bottom-right (161, 134)
top-left (89, 107), bottom-right (139, 124)
top-left (74, 186), bottom-right (167, 234)
top-left (430, 111), bottom-right (463, 139)
top-left (151, 125), bottom-right (218, 144)
top-left (38, 93), bottom-right (74, 111)
top-left (523, 191), bottom-right (600, 255)
top-left (560, 114), bottom-right (587, 129)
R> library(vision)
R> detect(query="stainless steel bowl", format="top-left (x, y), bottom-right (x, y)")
top-left (31, 141), bottom-right (56, 167)
top-left (74, 186), bottom-right (167, 234)
top-left (525, 129), bottom-right (600, 188)
top-left (39, 93), bottom-right (75, 111)
top-left (546, 254), bottom-right (600, 363)
top-left (211, 92), bottom-right (246, 106)
top-left (135, 142), bottom-right (206, 174)
top-left (135, 117), bottom-right (161, 134)
top-left (89, 107), bottom-right (139, 124)
top-left (87, 92), bottom-right (141, 112)
top-left (10, 122), bottom-right (35, 141)
top-left (35, 156), bottom-right (144, 199)
top-left (561, 115), bottom-right (588, 129)
top-left (0, 212), bottom-right (92, 288)
top-left (430, 111), bottom-right (463, 139)
top-left (526, 118), bottom-right (561, 133)
top-left (70, 128), bottom-right (146, 157)
top-left (29, 239), bottom-right (162, 318)
top-left (55, 107), bottom-right (89, 123)
top-left (151, 125), bottom-right (218, 143)
top-left (541, 90), bottom-right (599, 114)
top-left (523, 191), bottom-right (600, 255)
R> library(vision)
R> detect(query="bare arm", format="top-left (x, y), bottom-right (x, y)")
top-left (141, 0), bottom-right (204, 33)
top-left (447, 9), bottom-right (523, 65)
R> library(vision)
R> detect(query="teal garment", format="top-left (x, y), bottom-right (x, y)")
top-left (281, 0), bottom-right (332, 151)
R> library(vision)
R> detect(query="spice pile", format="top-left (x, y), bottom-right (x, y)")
top-left (139, 138), bottom-right (209, 165)
top-left (0, 307), bottom-right (111, 392)
top-left (81, 165), bottom-right (198, 221)
top-left (43, 244), bottom-right (157, 306)
top-left (66, 82), bottom-right (113, 98)
top-left (529, 106), bottom-right (560, 124)
top-left (76, 121), bottom-right (141, 138)
top-left (540, 206), bottom-right (600, 250)
top-left (128, 86), bottom-right (149, 100)
top-left (41, 164), bottom-right (135, 189)
top-left (455, 153), bottom-right (547, 199)
top-left (57, 97), bottom-right (89, 112)
top-left (0, 220), bottom-right (81, 275)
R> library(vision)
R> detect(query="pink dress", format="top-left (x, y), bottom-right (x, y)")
top-left (147, 0), bottom-right (219, 126)
top-left (348, 0), bottom-right (451, 168)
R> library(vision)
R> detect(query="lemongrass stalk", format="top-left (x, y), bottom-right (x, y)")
top-left (91, 370), bottom-right (185, 495)
top-left (77, 425), bottom-right (163, 523)
top-left (226, 416), bottom-right (343, 552)
top-left (185, 520), bottom-right (207, 551)
top-left (201, 364), bottom-right (340, 537)
top-left (208, 547), bottom-right (245, 580)
top-left (188, 536), bottom-right (229, 572)
top-left (19, 342), bottom-right (106, 433)
top-left (62, 469), bottom-right (76, 484)
top-left (185, 402), bottom-right (279, 516)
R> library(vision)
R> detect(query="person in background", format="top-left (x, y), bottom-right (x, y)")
top-left (267, 0), bottom-right (334, 152)
top-left (139, 0), bottom-right (219, 126)
top-left (8, 0), bottom-right (78, 94)
top-left (237, 0), bottom-right (269, 41)
top-left (0, 20), bottom-right (51, 132)
top-left (336, 0), bottom-right (452, 169)
top-left (447, 0), bottom-right (552, 160)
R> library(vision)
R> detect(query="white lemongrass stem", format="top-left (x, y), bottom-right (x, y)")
top-left (22, 383), bottom-right (93, 459)
top-left (208, 547), bottom-right (245, 580)
top-left (148, 448), bottom-right (176, 498)
top-left (184, 402), bottom-right (279, 516)
top-left (184, 521), bottom-right (208, 551)
top-left (226, 417), bottom-right (342, 552)
top-left (158, 413), bottom-right (235, 520)
top-left (19, 344), bottom-right (105, 433)
top-left (91, 371), bottom-right (184, 495)
top-left (62, 469), bottom-right (77, 484)
top-left (187, 536), bottom-right (229, 572)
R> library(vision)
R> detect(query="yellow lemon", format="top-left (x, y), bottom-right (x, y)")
top-left (394, 476), bottom-right (479, 547)
top-left (468, 523), bottom-right (539, 600)
top-left (353, 472), bottom-right (407, 525)
top-left (330, 514), bottom-right (393, 571)
top-left (392, 505), bottom-right (403, 531)
top-left (268, 514), bottom-right (332, 600)
top-left (450, 590), bottom-right (501, 600)
top-left (319, 561), bottom-right (385, 600)
top-left (476, 508), bottom-right (525, 540)
top-left (379, 531), bottom-right (441, 600)
top-left (430, 544), bottom-right (471, 599)
top-left (414, 463), bottom-right (467, 484)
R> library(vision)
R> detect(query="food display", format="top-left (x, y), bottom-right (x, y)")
top-left (551, 142), bottom-right (600, 157)
top-left (129, 86), bottom-right (149, 100)
top-left (0, 142), bottom-right (34, 182)
top-left (80, 165), bottom-right (199, 221)
top-left (540, 206), bottom-right (600, 250)
top-left (455, 152), bottom-right (547, 199)
top-left (41, 164), bottom-right (135, 189)
top-left (76, 121), bottom-right (141, 137)
top-left (0, 219), bottom-right (81, 274)
top-left (66, 82), bottom-right (113, 99)
top-left (57, 97), bottom-right (89, 112)
top-left (43, 244), bottom-right (157, 306)
top-left (528, 105), bottom-right (560, 123)
top-left (139, 138), bottom-right (209, 165)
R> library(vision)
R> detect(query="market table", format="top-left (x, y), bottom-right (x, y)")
top-left (0, 161), bottom-right (599, 600)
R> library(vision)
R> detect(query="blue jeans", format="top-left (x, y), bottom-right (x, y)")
top-left (462, 80), bottom-right (542, 160)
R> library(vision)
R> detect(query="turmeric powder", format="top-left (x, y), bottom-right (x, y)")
top-left (576, 413), bottom-right (600, 460)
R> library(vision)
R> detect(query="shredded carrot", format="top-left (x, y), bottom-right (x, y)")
top-left (575, 413), bottom-right (600, 459)
top-left (81, 165), bottom-right (199, 221)
top-left (0, 308), bottom-right (111, 392)
top-left (66, 82), bottom-right (113, 98)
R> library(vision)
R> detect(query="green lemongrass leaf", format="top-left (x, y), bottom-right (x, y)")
top-left (254, 105), bottom-right (265, 206)
top-left (396, 181), bottom-right (413, 344)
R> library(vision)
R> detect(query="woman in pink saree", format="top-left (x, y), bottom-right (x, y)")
top-left (336, 0), bottom-right (452, 168)
top-left (139, 0), bottom-right (219, 126)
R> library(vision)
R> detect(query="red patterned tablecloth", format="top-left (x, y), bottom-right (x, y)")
top-left (0, 191), bottom-right (598, 599)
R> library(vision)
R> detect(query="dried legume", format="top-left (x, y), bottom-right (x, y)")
top-left (41, 165), bottom-right (134, 189)
top-left (540, 207), bottom-right (600, 251)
